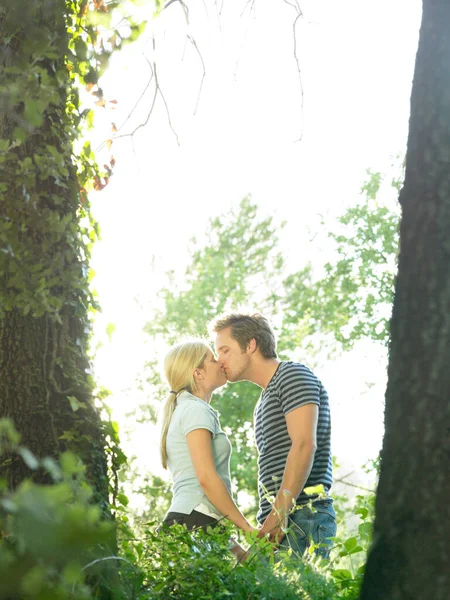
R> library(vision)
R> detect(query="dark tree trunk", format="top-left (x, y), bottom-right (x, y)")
top-left (361, 1), bottom-right (450, 598)
top-left (0, 1), bottom-right (110, 513)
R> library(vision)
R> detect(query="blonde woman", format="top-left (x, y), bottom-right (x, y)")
top-left (159, 339), bottom-right (257, 554)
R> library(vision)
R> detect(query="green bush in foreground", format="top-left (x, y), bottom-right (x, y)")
top-left (1, 418), bottom-right (373, 599)
top-left (120, 522), bottom-right (339, 600)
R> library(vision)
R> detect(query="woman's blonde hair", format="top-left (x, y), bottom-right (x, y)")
top-left (160, 339), bottom-right (209, 469)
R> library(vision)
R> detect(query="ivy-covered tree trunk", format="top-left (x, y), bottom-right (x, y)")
top-left (361, 1), bottom-right (450, 598)
top-left (0, 1), bottom-right (110, 510)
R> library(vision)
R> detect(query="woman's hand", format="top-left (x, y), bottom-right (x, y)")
top-left (230, 541), bottom-right (251, 563)
top-left (241, 522), bottom-right (259, 536)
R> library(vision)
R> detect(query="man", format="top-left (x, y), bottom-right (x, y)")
top-left (212, 312), bottom-right (336, 558)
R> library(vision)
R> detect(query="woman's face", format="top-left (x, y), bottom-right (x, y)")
top-left (200, 349), bottom-right (227, 391)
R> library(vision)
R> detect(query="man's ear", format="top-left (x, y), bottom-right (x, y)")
top-left (247, 338), bottom-right (257, 354)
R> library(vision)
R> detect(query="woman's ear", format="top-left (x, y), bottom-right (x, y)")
top-left (193, 367), bottom-right (204, 381)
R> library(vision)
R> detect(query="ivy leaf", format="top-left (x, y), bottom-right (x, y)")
top-left (117, 493), bottom-right (129, 507)
top-left (24, 100), bottom-right (44, 127)
top-left (67, 396), bottom-right (86, 412)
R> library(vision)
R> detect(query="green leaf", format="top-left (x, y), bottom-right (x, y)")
top-left (18, 447), bottom-right (39, 470)
top-left (41, 457), bottom-right (62, 481)
top-left (13, 127), bottom-right (27, 142)
top-left (355, 507), bottom-right (369, 519)
top-left (24, 100), bottom-right (44, 127)
top-left (331, 569), bottom-right (353, 581)
top-left (60, 452), bottom-right (83, 476)
top-left (67, 396), bottom-right (86, 412)
top-left (21, 565), bottom-right (47, 595)
top-left (344, 537), bottom-right (358, 551)
top-left (359, 522), bottom-right (372, 535)
top-left (304, 483), bottom-right (325, 496)
top-left (117, 493), bottom-right (129, 507)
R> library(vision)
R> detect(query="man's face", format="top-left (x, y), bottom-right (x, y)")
top-left (215, 327), bottom-right (252, 382)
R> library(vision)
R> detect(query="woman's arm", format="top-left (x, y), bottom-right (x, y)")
top-left (186, 428), bottom-right (255, 533)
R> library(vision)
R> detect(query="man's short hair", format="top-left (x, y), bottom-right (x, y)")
top-left (212, 313), bottom-right (277, 359)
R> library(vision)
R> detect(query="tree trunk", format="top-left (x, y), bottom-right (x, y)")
top-left (361, 1), bottom-right (450, 598)
top-left (0, 1), bottom-right (110, 512)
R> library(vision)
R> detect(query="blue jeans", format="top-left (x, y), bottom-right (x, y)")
top-left (279, 499), bottom-right (336, 559)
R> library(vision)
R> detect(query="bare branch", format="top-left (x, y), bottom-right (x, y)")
top-left (187, 34), bottom-right (206, 115)
top-left (241, 0), bottom-right (257, 19)
top-left (283, 0), bottom-right (301, 11)
top-left (234, 0), bottom-right (257, 80)
top-left (335, 474), bottom-right (375, 494)
top-left (282, 0), bottom-right (304, 142)
top-left (97, 43), bottom-right (180, 150)
top-left (163, 0), bottom-right (179, 11)
top-left (118, 60), bottom-right (155, 132)
top-left (164, 0), bottom-right (189, 22)
top-left (113, 75), bottom-right (158, 142)
top-left (158, 80), bottom-right (180, 146)
top-left (292, 12), bottom-right (304, 141)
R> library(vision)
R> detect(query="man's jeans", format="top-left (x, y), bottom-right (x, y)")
top-left (279, 499), bottom-right (337, 559)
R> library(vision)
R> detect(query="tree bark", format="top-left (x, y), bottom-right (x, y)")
top-left (0, 1), bottom-right (110, 512)
top-left (361, 1), bottom-right (450, 598)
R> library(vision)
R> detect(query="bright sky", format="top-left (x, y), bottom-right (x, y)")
top-left (88, 0), bottom-right (422, 498)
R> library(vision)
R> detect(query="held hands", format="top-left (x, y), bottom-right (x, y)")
top-left (257, 507), bottom-right (289, 545)
top-left (258, 489), bottom-right (293, 546)
top-left (231, 524), bottom-right (259, 564)
top-left (243, 524), bottom-right (261, 537)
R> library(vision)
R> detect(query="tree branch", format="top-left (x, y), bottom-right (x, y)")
top-left (187, 34), bottom-right (206, 115)
top-left (283, 0), bottom-right (304, 142)
top-left (97, 40), bottom-right (180, 149)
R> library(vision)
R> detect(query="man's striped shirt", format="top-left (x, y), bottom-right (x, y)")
top-left (254, 361), bottom-right (333, 523)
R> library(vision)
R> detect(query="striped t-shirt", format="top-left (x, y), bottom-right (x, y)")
top-left (254, 361), bottom-right (333, 523)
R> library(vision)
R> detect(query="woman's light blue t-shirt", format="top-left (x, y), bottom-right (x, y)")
top-left (166, 391), bottom-right (232, 516)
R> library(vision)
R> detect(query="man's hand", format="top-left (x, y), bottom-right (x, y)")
top-left (257, 506), bottom-right (289, 545)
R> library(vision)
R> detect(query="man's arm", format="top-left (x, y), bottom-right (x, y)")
top-left (258, 403), bottom-right (318, 544)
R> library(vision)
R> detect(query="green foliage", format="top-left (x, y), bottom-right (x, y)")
top-left (120, 467), bottom-right (172, 529)
top-left (279, 168), bottom-right (401, 353)
top-left (327, 490), bottom-right (375, 599)
top-left (97, 391), bottom-right (129, 510)
top-left (145, 196), bottom-right (284, 342)
top-left (117, 492), bottom-right (375, 600)
top-left (0, 418), bottom-right (377, 599)
top-left (0, 419), bottom-right (115, 599)
top-left (121, 522), bottom-right (338, 599)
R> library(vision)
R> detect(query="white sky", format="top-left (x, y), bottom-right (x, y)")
top-left (88, 0), bottom-right (422, 495)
